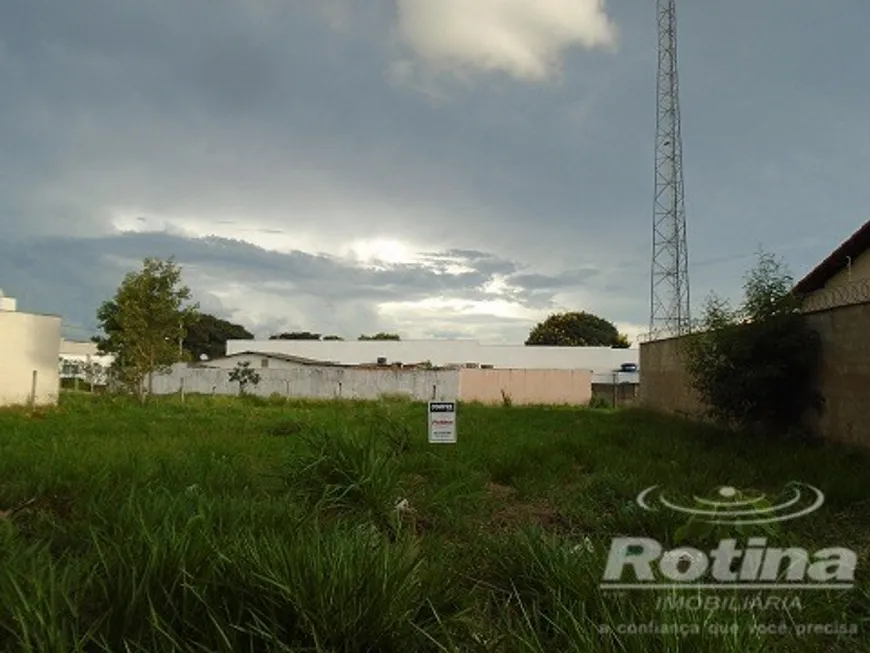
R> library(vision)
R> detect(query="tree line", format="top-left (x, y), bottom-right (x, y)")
top-left (91, 257), bottom-right (633, 396)
top-left (268, 332), bottom-right (401, 341)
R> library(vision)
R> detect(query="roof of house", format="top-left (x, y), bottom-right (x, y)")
top-left (221, 351), bottom-right (342, 366)
top-left (793, 219), bottom-right (870, 294)
top-left (216, 351), bottom-right (450, 370)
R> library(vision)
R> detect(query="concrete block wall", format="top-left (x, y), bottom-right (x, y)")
top-left (148, 364), bottom-right (600, 406)
top-left (148, 364), bottom-right (460, 401)
top-left (803, 303), bottom-right (870, 446)
top-left (638, 302), bottom-right (870, 446)
top-left (638, 335), bottom-right (704, 417)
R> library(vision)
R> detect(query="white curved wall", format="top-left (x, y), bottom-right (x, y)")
top-left (0, 311), bottom-right (62, 406)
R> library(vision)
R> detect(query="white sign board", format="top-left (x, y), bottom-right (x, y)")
top-left (428, 401), bottom-right (457, 443)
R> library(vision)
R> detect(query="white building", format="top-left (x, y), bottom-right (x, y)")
top-left (59, 339), bottom-right (114, 386)
top-left (201, 351), bottom-right (341, 370)
top-left (0, 291), bottom-right (62, 406)
top-left (225, 339), bottom-right (639, 383)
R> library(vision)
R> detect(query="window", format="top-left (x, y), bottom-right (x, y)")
top-left (261, 358), bottom-right (269, 368)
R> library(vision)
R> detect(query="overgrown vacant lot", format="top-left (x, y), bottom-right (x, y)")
top-left (0, 394), bottom-right (868, 652)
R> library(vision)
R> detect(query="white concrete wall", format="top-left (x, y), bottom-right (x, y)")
top-left (225, 339), bottom-right (638, 381)
top-left (60, 339), bottom-right (99, 356)
top-left (0, 311), bottom-right (62, 406)
top-left (149, 363), bottom-right (460, 401)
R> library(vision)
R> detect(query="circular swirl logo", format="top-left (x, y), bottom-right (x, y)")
top-left (636, 482), bottom-right (824, 525)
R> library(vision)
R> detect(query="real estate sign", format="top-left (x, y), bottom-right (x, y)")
top-left (428, 401), bottom-right (457, 443)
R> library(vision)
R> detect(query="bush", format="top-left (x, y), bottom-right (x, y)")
top-left (684, 251), bottom-right (823, 437)
top-left (588, 396), bottom-right (611, 409)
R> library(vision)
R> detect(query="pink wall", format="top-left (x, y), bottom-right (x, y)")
top-left (459, 368), bottom-right (592, 405)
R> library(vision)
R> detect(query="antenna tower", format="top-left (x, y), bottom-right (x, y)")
top-left (650, 0), bottom-right (690, 338)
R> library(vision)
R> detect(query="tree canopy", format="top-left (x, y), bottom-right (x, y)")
top-left (269, 332), bottom-right (322, 340)
top-left (94, 257), bottom-right (197, 395)
top-left (184, 313), bottom-right (253, 360)
top-left (358, 333), bottom-right (401, 341)
top-left (525, 312), bottom-right (629, 347)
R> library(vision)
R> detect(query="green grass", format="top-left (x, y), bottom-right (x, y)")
top-left (0, 393), bottom-right (868, 651)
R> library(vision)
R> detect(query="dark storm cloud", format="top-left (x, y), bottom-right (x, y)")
top-left (510, 268), bottom-right (600, 290)
top-left (417, 249), bottom-right (519, 276)
top-left (0, 231), bottom-right (588, 338)
top-left (0, 0), bottom-right (868, 343)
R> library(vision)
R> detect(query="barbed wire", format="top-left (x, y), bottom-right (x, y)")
top-left (799, 277), bottom-right (870, 314)
top-left (637, 319), bottom-right (704, 344)
top-left (638, 278), bottom-right (870, 343)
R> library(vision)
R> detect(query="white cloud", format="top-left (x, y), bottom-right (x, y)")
top-left (394, 0), bottom-right (617, 81)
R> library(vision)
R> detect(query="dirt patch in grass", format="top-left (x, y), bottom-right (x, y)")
top-left (485, 482), bottom-right (567, 532)
top-left (486, 482), bottom-right (517, 500)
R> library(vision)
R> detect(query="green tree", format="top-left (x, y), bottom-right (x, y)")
top-left (322, 335), bottom-right (344, 341)
top-left (358, 333), bottom-right (400, 341)
top-left (228, 361), bottom-right (261, 396)
top-left (184, 313), bottom-right (253, 360)
top-left (269, 332), bottom-right (322, 340)
top-left (94, 257), bottom-right (197, 396)
top-left (525, 311), bottom-right (625, 347)
top-left (684, 250), bottom-right (823, 437)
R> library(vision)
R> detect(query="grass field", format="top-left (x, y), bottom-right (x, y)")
top-left (0, 393), bottom-right (868, 652)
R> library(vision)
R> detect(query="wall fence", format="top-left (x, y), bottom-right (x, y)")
top-left (146, 364), bottom-right (598, 405)
top-left (639, 295), bottom-right (870, 446)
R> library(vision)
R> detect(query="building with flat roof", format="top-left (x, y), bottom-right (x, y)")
top-left (225, 338), bottom-right (639, 383)
top-left (0, 291), bottom-right (61, 406)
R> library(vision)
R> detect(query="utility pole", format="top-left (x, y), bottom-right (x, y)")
top-left (650, 0), bottom-right (691, 339)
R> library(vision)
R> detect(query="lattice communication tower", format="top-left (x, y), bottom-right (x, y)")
top-left (650, 0), bottom-right (691, 338)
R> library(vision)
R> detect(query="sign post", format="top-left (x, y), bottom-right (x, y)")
top-left (428, 401), bottom-right (457, 444)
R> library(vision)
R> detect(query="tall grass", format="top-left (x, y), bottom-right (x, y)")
top-left (0, 393), bottom-right (867, 651)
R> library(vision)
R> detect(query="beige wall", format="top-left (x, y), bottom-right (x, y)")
top-left (803, 302), bottom-right (870, 446)
top-left (824, 249), bottom-right (870, 289)
top-left (459, 368), bottom-right (592, 405)
top-left (638, 335), bottom-right (704, 417)
top-left (0, 311), bottom-right (62, 406)
top-left (639, 301), bottom-right (870, 446)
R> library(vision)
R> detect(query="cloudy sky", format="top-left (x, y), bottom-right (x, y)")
top-left (1, 1), bottom-right (868, 344)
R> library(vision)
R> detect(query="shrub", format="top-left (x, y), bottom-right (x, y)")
top-left (684, 251), bottom-right (823, 437)
top-left (588, 396), bottom-right (611, 409)
top-left (288, 428), bottom-right (402, 535)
